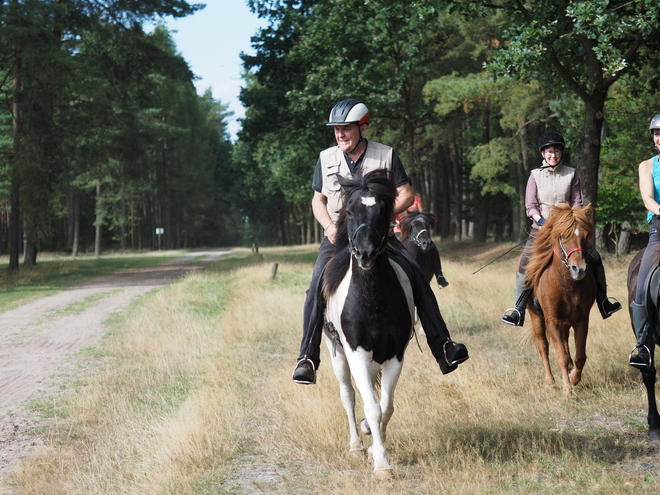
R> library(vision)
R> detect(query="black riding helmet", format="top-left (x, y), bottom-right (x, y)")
top-left (327, 99), bottom-right (370, 126)
top-left (538, 130), bottom-right (565, 151)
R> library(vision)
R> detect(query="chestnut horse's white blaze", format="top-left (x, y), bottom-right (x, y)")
top-left (324, 257), bottom-right (414, 475)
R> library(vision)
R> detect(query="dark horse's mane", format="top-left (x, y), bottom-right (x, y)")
top-left (525, 203), bottom-right (594, 290)
top-left (399, 209), bottom-right (438, 243)
top-left (323, 169), bottom-right (397, 299)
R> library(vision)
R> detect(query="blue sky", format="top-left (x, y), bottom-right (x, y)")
top-left (165, 1), bottom-right (267, 141)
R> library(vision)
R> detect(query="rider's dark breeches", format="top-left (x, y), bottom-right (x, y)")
top-left (517, 230), bottom-right (538, 274)
top-left (635, 216), bottom-right (660, 304)
top-left (297, 237), bottom-right (335, 369)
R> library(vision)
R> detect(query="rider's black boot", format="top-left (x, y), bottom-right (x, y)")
top-left (629, 302), bottom-right (653, 370)
top-left (594, 257), bottom-right (622, 319)
top-left (502, 272), bottom-right (530, 327)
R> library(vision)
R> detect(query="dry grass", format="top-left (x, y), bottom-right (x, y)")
top-left (8, 242), bottom-right (660, 494)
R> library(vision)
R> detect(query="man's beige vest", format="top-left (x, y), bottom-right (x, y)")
top-left (530, 164), bottom-right (577, 220)
top-left (320, 141), bottom-right (394, 222)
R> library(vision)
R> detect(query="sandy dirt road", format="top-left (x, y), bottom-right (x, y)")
top-left (0, 249), bottom-right (230, 491)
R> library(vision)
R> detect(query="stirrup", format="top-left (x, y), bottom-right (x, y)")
top-left (599, 297), bottom-right (622, 319)
top-left (443, 341), bottom-right (468, 367)
top-left (501, 308), bottom-right (524, 327)
top-left (292, 358), bottom-right (316, 384)
top-left (629, 345), bottom-right (652, 370)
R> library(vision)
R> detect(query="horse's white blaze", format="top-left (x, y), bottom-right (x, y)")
top-left (574, 227), bottom-right (580, 237)
top-left (361, 196), bottom-right (376, 207)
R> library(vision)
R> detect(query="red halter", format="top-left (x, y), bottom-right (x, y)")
top-left (554, 237), bottom-right (583, 267)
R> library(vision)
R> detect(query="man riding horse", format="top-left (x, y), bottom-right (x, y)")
top-left (292, 99), bottom-right (468, 385)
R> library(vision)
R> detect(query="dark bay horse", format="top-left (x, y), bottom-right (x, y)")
top-left (398, 209), bottom-right (449, 288)
top-left (525, 204), bottom-right (597, 396)
top-left (627, 248), bottom-right (660, 440)
top-left (322, 169), bottom-right (414, 479)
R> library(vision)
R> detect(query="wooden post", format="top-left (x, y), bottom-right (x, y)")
top-left (270, 262), bottom-right (278, 279)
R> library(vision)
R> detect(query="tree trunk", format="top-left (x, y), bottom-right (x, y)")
top-left (617, 221), bottom-right (631, 256)
top-left (9, 40), bottom-right (21, 274)
top-left (72, 187), bottom-right (79, 257)
top-left (574, 94), bottom-right (606, 214)
top-left (95, 183), bottom-right (102, 257)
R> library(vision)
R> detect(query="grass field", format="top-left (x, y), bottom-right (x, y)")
top-left (7, 242), bottom-right (660, 494)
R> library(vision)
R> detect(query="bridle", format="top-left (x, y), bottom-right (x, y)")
top-left (554, 236), bottom-right (584, 268)
top-left (411, 227), bottom-right (429, 247)
top-left (349, 222), bottom-right (387, 257)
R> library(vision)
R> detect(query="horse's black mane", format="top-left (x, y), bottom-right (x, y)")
top-left (399, 209), bottom-right (437, 243)
top-left (323, 169), bottom-right (397, 299)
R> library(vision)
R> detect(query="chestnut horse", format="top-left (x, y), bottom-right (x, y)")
top-left (322, 169), bottom-right (414, 479)
top-left (627, 248), bottom-right (660, 440)
top-left (524, 204), bottom-right (597, 396)
top-left (398, 209), bottom-right (448, 288)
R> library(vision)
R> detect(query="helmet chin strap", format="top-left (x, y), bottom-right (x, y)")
top-left (348, 125), bottom-right (365, 155)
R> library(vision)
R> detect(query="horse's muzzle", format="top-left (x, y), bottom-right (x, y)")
top-left (569, 264), bottom-right (588, 281)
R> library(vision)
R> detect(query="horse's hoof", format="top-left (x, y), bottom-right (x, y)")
top-left (360, 418), bottom-right (371, 435)
top-left (649, 430), bottom-right (660, 443)
top-left (373, 468), bottom-right (394, 480)
top-left (349, 448), bottom-right (366, 458)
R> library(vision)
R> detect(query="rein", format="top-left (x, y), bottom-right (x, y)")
top-left (349, 223), bottom-right (387, 257)
top-left (554, 237), bottom-right (583, 268)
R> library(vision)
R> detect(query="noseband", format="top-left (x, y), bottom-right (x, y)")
top-left (349, 223), bottom-right (387, 257)
top-left (554, 237), bottom-right (584, 268)
top-left (411, 228), bottom-right (429, 247)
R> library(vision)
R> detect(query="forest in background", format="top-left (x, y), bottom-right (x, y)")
top-left (1, 0), bottom-right (659, 273)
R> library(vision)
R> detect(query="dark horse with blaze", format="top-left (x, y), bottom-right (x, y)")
top-left (322, 169), bottom-right (415, 479)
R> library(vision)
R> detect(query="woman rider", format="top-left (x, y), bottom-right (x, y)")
top-left (501, 130), bottom-right (622, 327)
top-left (629, 114), bottom-right (660, 369)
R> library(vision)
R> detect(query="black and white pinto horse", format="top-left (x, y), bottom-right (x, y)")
top-left (397, 209), bottom-right (448, 288)
top-left (322, 169), bottom-right (415, 479)
top-left (627, 248), bottom-right (660, 440)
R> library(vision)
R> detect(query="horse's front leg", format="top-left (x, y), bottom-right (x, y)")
top-left (546, 320), bottom-right (574, 396)
top-left (570, 320), bottom-right (588, 387)
top-left (378, 359), bottom-right (404, 445)
top-left (530, 313), bottom-right (555, 388)
top-left (323, 336), bottom-right (363, 453)
top-left (348, 355), bottom-right (392, 478)
top-left (640, 349), bottom-right (660, 441)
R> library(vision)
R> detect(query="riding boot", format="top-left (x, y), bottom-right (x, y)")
top-left (593, 257), bottom-right (622, 319)
top-left (629, 302), bottom-right (653, 370)
top-left (292, 240), bottom-right (334, 385)
top-left (502, 272), bottom-right (530, 327)
top-left (388, 239), bottom-right (468, 375)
